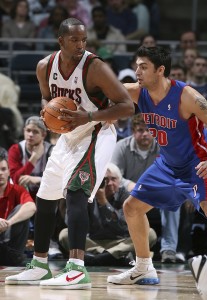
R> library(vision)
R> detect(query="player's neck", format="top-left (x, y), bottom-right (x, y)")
top-left (149, 78), bottom-right (171, 105)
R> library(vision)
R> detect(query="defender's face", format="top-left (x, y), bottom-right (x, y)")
top-left (59, 25), bottom-right (87, 60)
top-left (135, 57), bottom-right (158, 88)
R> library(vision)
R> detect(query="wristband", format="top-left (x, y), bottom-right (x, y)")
top-left (88, 111), bottom-right (93, 122)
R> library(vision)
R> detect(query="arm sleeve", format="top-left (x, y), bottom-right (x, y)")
top-left (8, 144), bottom-right (34, 184)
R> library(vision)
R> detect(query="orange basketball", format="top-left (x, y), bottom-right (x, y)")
top-left (44, 97), bottom-right (77, 134)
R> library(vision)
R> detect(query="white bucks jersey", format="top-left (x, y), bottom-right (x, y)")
top-left (37, 51), bottom-right (117, 202)
top-left (48, 50), bottom-right (102, 112)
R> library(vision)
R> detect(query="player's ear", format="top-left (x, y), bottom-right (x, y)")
top-left (58, 36), bottom-right (63, 47)
top-left (158, 65), bottom-right (165, 76)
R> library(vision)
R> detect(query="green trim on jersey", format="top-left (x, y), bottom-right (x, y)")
top-left (66, 123), bottom-right (102, 196)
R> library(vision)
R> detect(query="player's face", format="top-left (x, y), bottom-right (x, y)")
top-left (0, 160), bottom-right (9, 187)
top-left (24, 124), bottom-right (45, 147)
top-left (104, 170), bottom-right (120, 198)
top-left (133, 125), bottom-right (153, 150)
top-left (135, 57), bottom-right (160, 89)
top-left (59, 25), bottom-right (87, 61)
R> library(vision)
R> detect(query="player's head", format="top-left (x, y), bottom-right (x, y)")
top-left (136, 46), bottom-right (171, 78)
top-left (24, 116), bottom-right (47, 147)
top-left (58, 18), bottom-right (87, 59)
top-left (103, 163), bottom-right (122, 198)
top-left (131, 113), bottom-right (154, 150)
top-left (0, 150), bottom-right (9, 185)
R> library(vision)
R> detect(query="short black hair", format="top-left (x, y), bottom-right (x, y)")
top-left (91, 6), bottom-right (106, 17)
top-left (136, 46), bottom-right (171, 77)
top-left (0, 147), bottom-right (8, 161)
top-left (58, 17), bottom-right (85, 37)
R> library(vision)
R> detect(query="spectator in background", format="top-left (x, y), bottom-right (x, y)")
top-left (139, 33), bottom-right (156, 48)
top-left (127, 0), bottom-right (150, 40)
top-left (83, 0), bottom-right (102, 16)
top-left (1, 0), bottom-right (36, 50)
top-left (97, 46), bottom-right (119, 75)
top-left (111, 113), bottom-right (159, 192)
top-left (58, 0), bottom-right (92, 27)
top-left (28, 0), bottom-right (56, 27)
top-left (118, 68), bottom-right (137, 84)
top-left (0, 0), bottom-right (13, 35)
top-left (143, 0), bottom-right (160, 38)
top-left (106, 0), bottom-right (137, 39)
top-left (0, 106), bottom-right (16, 150)
top-left (179, 30), bottom-right (197, 52)
top-left (36, 5), bottom-right (69, 51)
top-left (59, 163), bottom-right (157, 266)
top-left (0, 71), bottom-right (23, 139)
top-left (87, 6), bottom-right (126, 54)
top-left (8, 116), bottom-right (53, 201)
top-left (0, 150), bottom-right (36, 266)
top-left (187, 56), bottom-right (207, 98)
top-left (7, 116), bottom-right (62, 259)
top-left (180, 48), bottom-right (199, 83)
top-left (169, 64), bottom-right (186, 82)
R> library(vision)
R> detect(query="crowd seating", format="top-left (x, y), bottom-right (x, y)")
top-left (1, 38), bottom-right (207, 119)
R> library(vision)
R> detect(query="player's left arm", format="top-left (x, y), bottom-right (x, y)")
top-left (181, 86), bottom-right (207, 123)
top-left (36, 56), bottom-right (52, 108)
top-left (182, 86), bottom-right (207, 216)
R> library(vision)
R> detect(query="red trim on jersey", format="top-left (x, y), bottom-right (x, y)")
top-left (188, 116), bottom-right (207, 160)
top-left (82, 53), bottom-right (97, 79)
top-left (58, 51), bottom-right (80, 80)
top-left (47, 52), bottom-right (57, 81)
top-left (0, 182), bottom-right (34, 219)
top-left (170, 79), bottom-right (176, 86)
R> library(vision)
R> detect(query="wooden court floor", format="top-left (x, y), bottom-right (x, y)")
top-left (0, 261), bottom-right (205, 300)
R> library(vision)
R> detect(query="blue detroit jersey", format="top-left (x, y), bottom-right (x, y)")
top-left (138, 80), bottom-right (207, 167)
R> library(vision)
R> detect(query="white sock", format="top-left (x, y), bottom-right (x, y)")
top-left (33, 255), bottom-right (48, 264)
top-left (68, 258), bottom-right (84, 266)
top-left (136, 257), bottom-right (153, 271)
top-left (136, 257), bottom-right (152, 264)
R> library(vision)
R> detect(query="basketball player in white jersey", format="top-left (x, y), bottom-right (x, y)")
top-left (5, 18), bottom-right (134, 289)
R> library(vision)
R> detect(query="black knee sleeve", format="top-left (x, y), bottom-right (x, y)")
top-left (66, 189), bottom-right (89, 250)
top-left (34, 197), bottom-right (58, 253)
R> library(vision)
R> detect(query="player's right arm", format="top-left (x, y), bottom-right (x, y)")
top-left (123, 82), bottom-right (141, 105)
top-left (36, 55), bottom-right (52, 109)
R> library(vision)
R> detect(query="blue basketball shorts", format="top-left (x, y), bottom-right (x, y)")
top-left (131, 157), bottom-right (207, 215)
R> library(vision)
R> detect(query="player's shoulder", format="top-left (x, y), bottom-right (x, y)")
top-left (123, 82), bottom-right (140, 102)
top-left (37, 54), bottom-right (51, 69)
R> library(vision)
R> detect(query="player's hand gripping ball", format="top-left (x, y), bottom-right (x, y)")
top-left (44, 97), bottom-right (77, 133)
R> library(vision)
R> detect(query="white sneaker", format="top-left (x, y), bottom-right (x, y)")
top-left (40, 262), bottom-right (91, 289)
top-left (5, 259), bottom-right (52, 285)
top-left (188, 255), bottom-right (207, 296)
top-left (107, 264), bottom-right (159, 285)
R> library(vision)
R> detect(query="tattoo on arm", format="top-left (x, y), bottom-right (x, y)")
top-left (195, 96), bottom-right (207, 110)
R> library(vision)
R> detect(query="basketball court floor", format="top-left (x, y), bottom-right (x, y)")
top-left (0, 260), bottom-right (205, 300)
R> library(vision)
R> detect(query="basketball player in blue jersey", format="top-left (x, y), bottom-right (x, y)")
top-left (5, 18), bottom-right (134, 289)
top-left (107, 46), bottom-right (207, 287)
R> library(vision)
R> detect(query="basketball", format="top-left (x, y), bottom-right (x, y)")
top-left (44, 97), bottom-right (77, 133)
